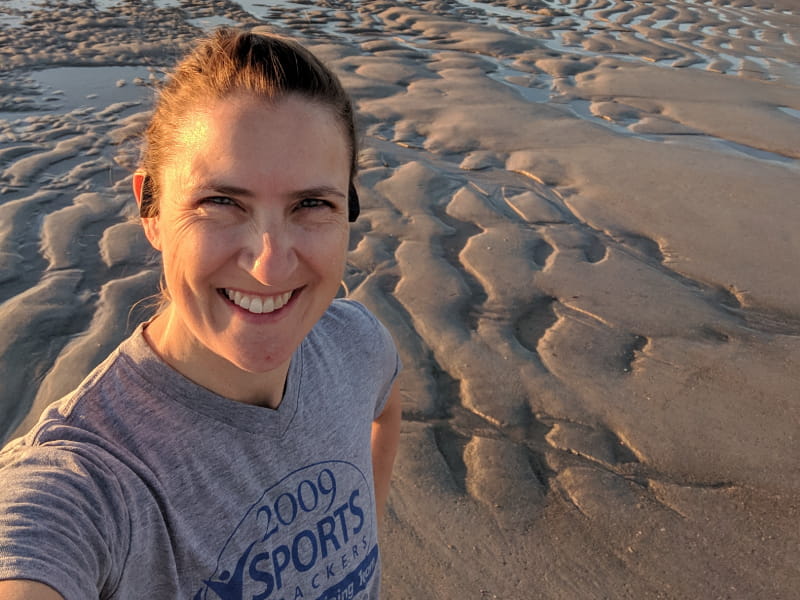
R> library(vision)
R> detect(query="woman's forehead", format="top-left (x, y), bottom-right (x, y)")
top-left (172, 95), bottom-right (343, 157)
top-left (163, 95), bottom-right (350, 192)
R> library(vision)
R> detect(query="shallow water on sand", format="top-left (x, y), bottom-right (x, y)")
top-left (1, 1), bottom-right (799, 598)
top-left (0, 66), bottom-right (156, 120)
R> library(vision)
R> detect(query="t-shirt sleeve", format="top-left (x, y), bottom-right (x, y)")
top-left (339, 300), bottom-right (402, 420)
top-left (0, 442), bottom-right (129, 600)
top-left (372, 322), bottom-right (402, 420)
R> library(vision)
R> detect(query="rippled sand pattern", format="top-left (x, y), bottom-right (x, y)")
top-left (1, 0), bottom-right (799, 597)
top-left (482, 0), bottom-right (800, 79)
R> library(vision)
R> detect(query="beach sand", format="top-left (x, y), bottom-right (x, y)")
top-left (1, 0), bottom-right (799, 597)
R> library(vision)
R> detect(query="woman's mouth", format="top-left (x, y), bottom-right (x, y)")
top-left (221, 288), bottom-right (293, 314)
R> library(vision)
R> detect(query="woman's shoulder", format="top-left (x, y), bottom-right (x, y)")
top-left (307, 299), bottom-right (400, 383)
top-left (300, 300), bottom-right (399, 416)
top-left (324, 297), bottom-right (378, 322)
top-left (318, 299), bottom-right (393, 348)
top-left (4, 327), bottom-right (147, 452)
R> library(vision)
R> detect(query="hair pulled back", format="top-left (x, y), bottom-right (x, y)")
top-left (139, 28), bottom-right (359, 220)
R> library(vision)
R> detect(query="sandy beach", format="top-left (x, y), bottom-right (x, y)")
top-left (1, 0), bottom-right (799, 597)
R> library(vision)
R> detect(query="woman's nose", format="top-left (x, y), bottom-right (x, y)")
top-left (238, 226), bottom-right (298, 285)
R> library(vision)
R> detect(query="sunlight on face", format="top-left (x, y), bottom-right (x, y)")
top-left (146, 93), bottom-right (351, 387)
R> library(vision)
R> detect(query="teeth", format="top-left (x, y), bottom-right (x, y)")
top-left (225, 289), bottom-right (292, 315)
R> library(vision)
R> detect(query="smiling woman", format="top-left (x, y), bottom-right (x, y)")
top-left (138, 93), bottom-right (352, 408)
top-left (0, 29), bottom-right (401, 600)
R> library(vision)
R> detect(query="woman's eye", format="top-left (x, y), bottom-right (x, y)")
top-left (203, 196), bottom-right (236, 207)
top-left (298, 198), bottom-right (330, 210)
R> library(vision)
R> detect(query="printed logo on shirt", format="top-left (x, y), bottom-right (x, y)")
top-left (193, 460), bottom-right (377, 600)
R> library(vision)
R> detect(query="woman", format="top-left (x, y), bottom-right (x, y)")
top-left (0, 29), bottom-right (401, 600)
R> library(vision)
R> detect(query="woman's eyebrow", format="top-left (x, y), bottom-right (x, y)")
top-left (191, 181), bottom-right (255, 197)
top-left (289, 186), bottom-right (347, 200)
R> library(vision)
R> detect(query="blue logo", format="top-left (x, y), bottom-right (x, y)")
top-left (193, 461), bottom-right (377, 600)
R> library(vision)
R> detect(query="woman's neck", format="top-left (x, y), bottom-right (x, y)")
top-left (142, 313), bottom-right (291, 409)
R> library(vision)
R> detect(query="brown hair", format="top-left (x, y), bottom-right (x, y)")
top-left (138, 28), bottom-right (359, 220)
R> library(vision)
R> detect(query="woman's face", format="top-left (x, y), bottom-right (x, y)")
top-left (141, 93), bottom-right (351, 378)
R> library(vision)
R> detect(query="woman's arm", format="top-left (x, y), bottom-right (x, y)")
top-left (0, 580), bottom-right (65, 599)
top-left (371, 382), bottom-right (402, 525)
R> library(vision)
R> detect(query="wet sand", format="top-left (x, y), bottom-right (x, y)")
top-left (1, 0), bottom-right (799, 597)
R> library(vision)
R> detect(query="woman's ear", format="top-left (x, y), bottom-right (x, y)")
top-left (133, 171), bottom-right (162, 251)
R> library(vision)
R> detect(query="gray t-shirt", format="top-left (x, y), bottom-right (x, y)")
top-left (0, 299), bottom-right (400, 600)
